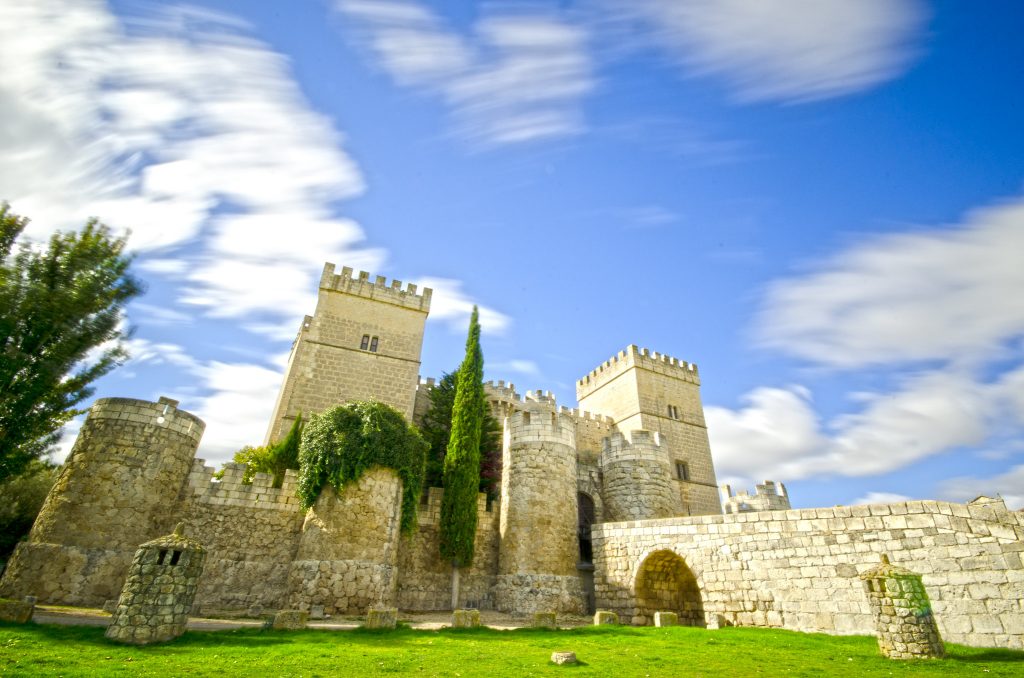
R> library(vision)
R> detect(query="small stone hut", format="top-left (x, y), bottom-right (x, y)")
top-left (860, 554), bottom-right (944, 659)
top-left (105, 524), bottom-right (206, 645)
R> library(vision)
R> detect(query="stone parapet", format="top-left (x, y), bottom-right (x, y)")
top-left (576, 345), bottom-right (699, 402)
top-left (320, 263), bottom-right (431, 312)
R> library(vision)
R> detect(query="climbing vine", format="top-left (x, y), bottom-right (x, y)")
top-left (296, 400), bottom-right (427, 534)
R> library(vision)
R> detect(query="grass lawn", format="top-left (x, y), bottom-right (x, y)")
top-left (2, 621), bottom-right (1022, 677)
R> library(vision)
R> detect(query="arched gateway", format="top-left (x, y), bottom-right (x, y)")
top-left (633, 550), bottom-right (705, 626)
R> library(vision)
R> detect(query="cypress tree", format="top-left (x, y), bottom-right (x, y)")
top-left (439, 306), bottom-right (484, 606)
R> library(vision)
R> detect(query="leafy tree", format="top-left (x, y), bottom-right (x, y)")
top-left (420, 372), bottom-right (501, 498)
top-left (0, 460), bottom-right (58, 568)
top-left (0, 204), bottom-right (141, 482)
top-left (439, 306), bottom-right (485, 607)
top-left (225, 414), bottom-right (304, 487)
top-left (297, 401), bottom-right (426, 534)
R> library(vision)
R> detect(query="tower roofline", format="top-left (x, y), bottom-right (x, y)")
top-left (319, 262), bottom-right (432, 313)
top-left (576, 344), bottom-right (699, 401)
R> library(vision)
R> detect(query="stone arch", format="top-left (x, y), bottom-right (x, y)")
top-left (576, 475), bottom-right (604, 523)
top-left (632, 549), bottom-right (705, 627)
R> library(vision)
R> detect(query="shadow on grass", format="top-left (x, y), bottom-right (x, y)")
top-left (947, 648), bottom-right (1024, 664)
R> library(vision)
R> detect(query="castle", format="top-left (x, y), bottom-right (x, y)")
top-left (2, 263), bottom-right (1022, 650)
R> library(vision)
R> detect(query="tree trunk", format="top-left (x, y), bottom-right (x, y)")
top-left (450, 564), bottom-right (461, 610)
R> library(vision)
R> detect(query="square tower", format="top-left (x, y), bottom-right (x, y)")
top-left (265, 264), bottom-right (431, 442)
top-left (576, 345), bottom-right (722, 516)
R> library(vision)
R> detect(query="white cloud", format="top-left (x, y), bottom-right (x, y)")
top-left (938, 465), bottom-right (1024, 511)
top-left (334, 1), bottom-right (594, 145)
top-left (417, 277), bottom-right (510, 336)
top-left (851, 491), bottom-right (912, 506)
top-left (490, 359), bottom-right (541, 378)
top-left (600, 0), bottom-right (926, 103)
top-left (189, 361), bottom-right (283, 463)
top-left (758, 197), bottom-right (1024, 368)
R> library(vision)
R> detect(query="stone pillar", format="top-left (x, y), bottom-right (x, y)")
top-left (494, 407), bottom-right (585, 614)
top-left (105, 524), bottom-right (206, 645)
top-left (287, 467), bottom-right (403, 615)
top-left (860, 554), bottom-right (944, 659)
top-left (0, 397), bottom-right (204, 606)
top-left (601, 430), bottom-right (680, 522)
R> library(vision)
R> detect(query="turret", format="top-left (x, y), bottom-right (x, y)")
top-left (600, 430), bottom-right (681, 521)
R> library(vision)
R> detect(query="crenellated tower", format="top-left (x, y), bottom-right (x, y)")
top-left (601, 430), bottom-right (682, 521)
top-left (495, 398), bottom-right (586, 614)
top-left (265, 264), bottom-right (431, 441)
top-left (577, 345), bottom-right (721, 516)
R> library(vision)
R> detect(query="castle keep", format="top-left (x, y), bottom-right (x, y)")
top-left (2, 262), bottom-right (1021, 650)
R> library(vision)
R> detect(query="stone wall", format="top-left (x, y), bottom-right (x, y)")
top-left (0, 397), bottom-right (204, 607)
top-left (396, 488), bottom-right (500, 610)
top-left (176, 461), bottom-right (305, 614)
top-left (287, 467), bottom-right (404, 615)
top-left (593, 498), bottom-right (1024, 649)
top-left (601, 430), bottom-right (681, 522)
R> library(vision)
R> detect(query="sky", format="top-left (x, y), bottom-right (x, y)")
top-left (3, 0), bottom-right (1023, 510)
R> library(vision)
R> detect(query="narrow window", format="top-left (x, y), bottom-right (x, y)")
top-left (522, 412), bottom-right (531, 425)
top-left (369, 336), bottom-right (379, 352)
top-left (157, 549), bottom-right (168, 565)
top-left (170, 550), bottom-right (182, 566)
top-left (360, 334), bottom-right (369, 350)
top-left (667, 404), bottom-right (673, 418)
top-left (675, 461), bottom-right (689, 481)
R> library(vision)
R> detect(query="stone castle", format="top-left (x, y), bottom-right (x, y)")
top-left (2, 262), bottom-right (1022, 650)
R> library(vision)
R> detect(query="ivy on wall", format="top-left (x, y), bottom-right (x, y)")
top-left (296, 400), bottom-right (427, 534)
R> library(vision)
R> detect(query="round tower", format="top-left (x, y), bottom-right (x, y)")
top-left (0, 397), bottom-right (204, 606)
top-left (287, 467), bottom-right (404, 615)
top-left (494, 406), bottom-right (586, 614)
top-left (601, 430), bottom-right (681, 522)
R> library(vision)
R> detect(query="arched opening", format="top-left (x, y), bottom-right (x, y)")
top-left (577, 492), bottom-right (595, 564)
top-left (634, 550), bottom-right (705, 627)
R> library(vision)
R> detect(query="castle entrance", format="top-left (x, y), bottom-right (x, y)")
top-left (634, 550), bottom-right (704, 626)
top-left (577, 492), bottom-right (597, 614)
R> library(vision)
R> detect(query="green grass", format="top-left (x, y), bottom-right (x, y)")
top-left (2, 621), bottom-right (1022, 677)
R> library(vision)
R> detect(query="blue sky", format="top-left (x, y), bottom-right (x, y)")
top-left (4, 0), bottom-right (1023, 509)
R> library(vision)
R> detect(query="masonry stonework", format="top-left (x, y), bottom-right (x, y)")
top-left (3, 261), bottom-right (1021, 649)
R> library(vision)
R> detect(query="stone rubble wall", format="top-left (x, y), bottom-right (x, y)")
top-left (396, 487), bottom-right (500, 610)
top-left (175, 461), bottom-right (305, 614)
top-left (593, 499), bottom-right (1024, 649)
top-left (287, 467), bottom-right (404, 615)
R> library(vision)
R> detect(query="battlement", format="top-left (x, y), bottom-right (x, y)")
top-left (318, 262), bottom-right (432, 312)
top-left (186, 459), bottom-right (302, 511)
top-left (576, 345), bottom-right (699, 401)
top-left (484, 380), bottom-right (520, 402)
top-left (418, 376), bottom-right (437, 389)
top-left (505, 408), bottom-right (575, 447)
top-left (721, 480), bottom-right (791, 514)
top-left (417, 486), bottom-right (498, 527)
top-left (89, 396), bottom-right (205, 444)
top-left (603, 429), bottom-right (663, 453)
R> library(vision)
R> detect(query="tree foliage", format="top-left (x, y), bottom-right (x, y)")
top-left (0, 459), bottom-right (58, 567)
top-left (420, 371), bottom-right (501, 498)
top-left (296, 401), bottom-right (426, 534)
top-left (227, 414), bottom-right (304, 487)
top-left (439, 306), bottom-right (485, 568)
top-left (0, 204), bottom-right (141, 482)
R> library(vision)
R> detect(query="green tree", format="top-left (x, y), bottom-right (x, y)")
top-left (297, 401), bottom-right (426, 534)
top-left (0, 460), bottom-right (58, 568)
top-left (0, 204), bottom-right (141, 482)
top-left (439, 306), bottom-right (485, 608)
top-left (420, 372), bottom-right (501, 498)
top-left (226, 414), bottom-right (304, 487)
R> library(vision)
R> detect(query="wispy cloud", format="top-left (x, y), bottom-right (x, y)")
top-left (334, 1), bottom-right (595, 146)
top-left (709, 195), bottom-right (1024, 502)
top-left (851, 491), bottom-right (913, 506)
top-left (938, 465), bottom-right (1024, 510)
top-left (594, 0), bottom-right (927, 103)
top-left (490, 359), bottom-right (541, 378)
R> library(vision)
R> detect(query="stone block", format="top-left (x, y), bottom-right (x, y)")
top-left (593, 610), bottom-right (618, 625)
top-left (551, 651), bottom-right (577, 665)
top-left (654, 611), bottom-right (678, 627)
top-left (272, 610), bottom-right (309, 630)
top-left (452, 609), bottom-right (481, 628)
top-left (102, 599), bottom-right (118, 614)
top-left (0, 598), bottom-right (34, 623)
top-left (533, 611), bottom-right (557, 629)
top-left (366, 607), bottom-right (398, 629)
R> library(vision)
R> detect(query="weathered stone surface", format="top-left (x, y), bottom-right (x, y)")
top-left (0, 598), bottom-right (34, 623)
top-left (452, 608), bottom-right (481, 628)
top-left (366, 607), bottom-right (398, 629)
top-left (654, 611), bottom-right (678, 627)
top-left (272, 610), bottom-right (309, 630)
top-left (551, 651), bottom-right (577, 665)
top-left (593, 610), bottom-right (618, 625)
top-left (533, 612), bottom-right (557, 629)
